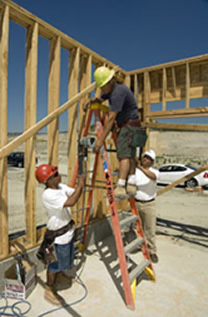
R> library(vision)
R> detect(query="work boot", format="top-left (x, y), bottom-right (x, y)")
top-left (114, 185), bottom-right (127, 198)
top-left (150, 253), bottom-right (159, 263)
top-left (44, 286), bottom-right (64, 305)
top-left (126, 183), bottom-right (137, 195)
top-left (45, 269), bottom-right (64, 305)
top-left (56, 271), bottom-right (73, 287)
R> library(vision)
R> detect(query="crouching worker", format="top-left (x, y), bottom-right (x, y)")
top-left (35, 164), bottom-right (85, 305)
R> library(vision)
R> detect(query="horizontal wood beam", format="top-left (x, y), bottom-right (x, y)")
top-left (146, 107), bottom-right (208, 119)
top-left (157, 165), bottom-right (208, 196)
top-left (128, 54), bottom-right (208, 75)
top-left (145, 122), bottom-right (208, 132)
top-left (138, 85), bottom-right (208, 104)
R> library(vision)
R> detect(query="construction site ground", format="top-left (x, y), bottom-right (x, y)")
top-left (1, 184), bottom-right (208, 317)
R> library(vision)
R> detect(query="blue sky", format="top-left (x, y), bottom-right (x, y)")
top-left (6, 0), bottom-right (208, 132)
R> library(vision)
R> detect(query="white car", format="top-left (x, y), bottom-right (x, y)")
top-left (157, 164), bottom-right (208, 188)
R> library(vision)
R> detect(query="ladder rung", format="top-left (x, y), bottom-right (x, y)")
top-left (124, 237), bottom-right (144, 254)
top-left (106, 149), bottom-right (117, 152)
top-left (88, 132), bottom-right (97, 136)
top-left (115, 194), bottom-right (130, 201)
top-left (129, 259), bottom-right (150, 284)
top-left (111, 263), bottom-right (120, 274)
top-left (102, 250), bottom-right (111, 257)
top-left (85, 185), bottom-right (106, 190)
top-left (72, 206), bottom-right (89, 214)
top-left (111, 171), bottom-right (119, 176)
top-left (90, 178), bottom-right (116, 185)
top-left (120, 215), bottom-right (138, 228)
top-left (86, 170), bottom-right (94, 173)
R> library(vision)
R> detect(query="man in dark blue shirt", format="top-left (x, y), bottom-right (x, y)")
top-left (84, 66), bottom-right (146, 198)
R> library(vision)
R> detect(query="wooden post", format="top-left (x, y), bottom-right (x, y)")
top-left (79, 54), bottom-right (92, 122)
top-left (24, 22), bottom-right (38, 246)
top-left (68, 47), bottom-right (80, 185)
top-left (93, 111), bottom-right (108, 219)
top-left (134, 74), bottom-right (139, 105)
top-left (124, 74), bottom-right (131, 88)
top-left (186, 62), bottom-right (190, 109)
top-left (48, 36), bottom-right (60, 166)
top-left (76, 54), bottom-right (92, 225)
top-left (143, 72), bottom-right (151, 151)
top-left (162, 68), bottom-right (167, 111)
top-left (0, 4), bottom-right (9, 257)
top-left (171, 67), bottom-right (177, 98)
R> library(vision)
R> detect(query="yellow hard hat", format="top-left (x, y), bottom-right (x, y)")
top-left (94, 66), bottom-right (115, 88)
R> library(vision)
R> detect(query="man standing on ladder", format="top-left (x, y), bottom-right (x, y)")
top-left (84, 66), bottom-right (147, 198)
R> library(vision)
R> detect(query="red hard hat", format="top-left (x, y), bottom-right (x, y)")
top-left (35, 164), bottom-right (58, 183)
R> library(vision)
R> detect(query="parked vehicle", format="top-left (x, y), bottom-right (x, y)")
top-left (157, 164), bottom-right (208, 188)
top-left (7, 152), bottom-right (38, 168)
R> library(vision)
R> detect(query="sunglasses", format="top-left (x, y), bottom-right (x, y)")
top-left (48, 171), bottom-right (59, 181)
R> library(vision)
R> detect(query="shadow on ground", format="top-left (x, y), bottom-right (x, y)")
top-left (156, 217), bottom-right (208, 249)
top-left (84, 219), bottom-right (150, 306)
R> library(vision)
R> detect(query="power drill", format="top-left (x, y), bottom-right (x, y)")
top-left (78, 137), bottom-right (96, 175)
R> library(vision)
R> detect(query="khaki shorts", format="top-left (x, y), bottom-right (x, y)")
top-left (117, 126), bottom-right (137, 160)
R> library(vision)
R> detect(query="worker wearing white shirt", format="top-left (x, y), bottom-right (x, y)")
top-left (135, 150), bottom-right (159, 263)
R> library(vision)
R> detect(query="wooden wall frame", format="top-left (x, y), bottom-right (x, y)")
top-left (0, 0), bottom-right (207, 260)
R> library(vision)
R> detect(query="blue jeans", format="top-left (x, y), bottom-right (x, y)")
top-left (48, 239), bottom-right (74, 273)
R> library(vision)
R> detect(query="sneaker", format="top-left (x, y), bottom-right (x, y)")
top-left (150, 253), bottom-right (159, 263)
top-left (126, 183), bottom-right (137, 195)
top-left (114, 185), bottom-right (127, 198)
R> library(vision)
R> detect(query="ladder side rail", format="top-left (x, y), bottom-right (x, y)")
top-left (111, 117), bottom-right (156, 283)
top-left (129, 196), bottom-right (154, 272)
top-left (94, 108), bottom-right (135, 310)
top-left (82, 150), bottom-right (99, 246)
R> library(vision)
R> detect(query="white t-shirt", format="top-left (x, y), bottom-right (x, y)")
top-left (42, 183), bottom-right (75, 245)
top-left (135, 167), bottom-right (159, 201)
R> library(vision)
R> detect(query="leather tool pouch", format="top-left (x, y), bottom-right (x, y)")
top-left (36, 219), bottom-right (75, 264)
top-left (129, 127), bottom-right (147, 147)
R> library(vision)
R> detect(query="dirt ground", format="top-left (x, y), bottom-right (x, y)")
top-left (156, 186), bottom-right (208, 252)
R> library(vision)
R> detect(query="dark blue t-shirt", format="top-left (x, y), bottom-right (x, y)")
top-left (101, 83), bottom-right (139, 126)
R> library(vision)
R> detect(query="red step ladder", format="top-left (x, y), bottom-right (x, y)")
top-left (72, 103), bottom-right (156, 310)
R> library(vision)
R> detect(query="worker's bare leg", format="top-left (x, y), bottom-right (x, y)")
top-left (126, 158), bottom-right (137, 195)
top-left (119, 158), bottom-right (130, 180)
top-left (114, 158), bottom-right (130, 197)
top-left (129, 158), bottom-right (136, 175)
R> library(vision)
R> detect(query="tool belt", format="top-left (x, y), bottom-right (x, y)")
top-left (118, 118), bottom-right (141, 128)
top-left (44, 219), bottom-right (75, 245)
top-left (36, 219), bottom-right (75, 264)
